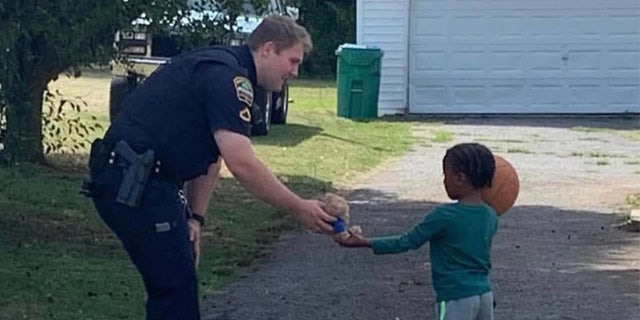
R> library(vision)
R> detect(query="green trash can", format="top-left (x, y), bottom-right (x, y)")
top-left (335, 44), bottom-right (384, 120)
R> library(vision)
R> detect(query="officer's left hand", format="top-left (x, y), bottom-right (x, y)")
top-left (187, 219), bottom-right (202, 268)
top-left (293, 199), bottom-right (336, 234)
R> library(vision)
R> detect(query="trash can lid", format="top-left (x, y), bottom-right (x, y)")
top-left (335, 43), bottom-right (384, 55)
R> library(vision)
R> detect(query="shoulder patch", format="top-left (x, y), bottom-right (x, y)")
top-left (233, 76), bottom-right (254, 106)
top-left (239, 107), bottom-right (251, 123)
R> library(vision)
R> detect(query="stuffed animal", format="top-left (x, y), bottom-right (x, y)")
top-left (322, 193), bottom-right (361, 240)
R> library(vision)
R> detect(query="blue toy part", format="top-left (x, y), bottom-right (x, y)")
top-left (331, 217), bottom-right (346, 233)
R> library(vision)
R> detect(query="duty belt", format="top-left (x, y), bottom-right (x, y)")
top-left (108, 142), bottom-right (181, 185)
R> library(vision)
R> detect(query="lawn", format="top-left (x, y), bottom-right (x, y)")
top-left (0, 74), bottom-right (414, 319)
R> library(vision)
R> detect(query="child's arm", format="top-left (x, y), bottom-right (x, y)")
top-left (340, 208), bottom-right (450, 254)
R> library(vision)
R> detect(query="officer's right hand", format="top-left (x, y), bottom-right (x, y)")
top-left (292, 199), bottom-right (336, 234)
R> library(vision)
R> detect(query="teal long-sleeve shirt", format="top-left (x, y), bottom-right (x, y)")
top-left (371, 202), bottom-right (498, 302)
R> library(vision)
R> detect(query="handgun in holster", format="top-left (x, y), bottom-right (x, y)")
top-left (112, 140), bottom-right (155, 208)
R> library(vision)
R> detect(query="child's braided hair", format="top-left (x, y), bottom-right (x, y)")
top-left (444, 143), bottom-right (496, 189)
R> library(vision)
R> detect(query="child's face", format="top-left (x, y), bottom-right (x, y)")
top-left (443, 163), bottom-right (465, 200)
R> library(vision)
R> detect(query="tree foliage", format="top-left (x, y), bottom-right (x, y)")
top-left (0, 0), bottom-right (352, 165)
top-left (292, 0), bottom-right (356, 77)
top-left (41, 88), bottom-right (105, 155)
top-left (0, 0), bottom-right (267, 166)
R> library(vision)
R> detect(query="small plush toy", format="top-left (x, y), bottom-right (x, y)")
top-left (322, 193), bottom-right (361, 240)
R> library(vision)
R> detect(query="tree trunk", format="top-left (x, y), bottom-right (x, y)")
top-left (0, 33), bottom-right (62, 166)
top-left (1, 81), bottom-right (46, 165)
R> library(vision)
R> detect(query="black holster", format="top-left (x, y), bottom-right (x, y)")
top-left (81, 139), bottom-right (154, 208)
top-left (112, 140), bottom-right (154, 208)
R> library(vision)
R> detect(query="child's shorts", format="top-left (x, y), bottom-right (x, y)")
top-left (434, 291), bottom-right (494, 320)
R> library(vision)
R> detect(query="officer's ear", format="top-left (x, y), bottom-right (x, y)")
top-left (260, 41), bottom-right (277, 57)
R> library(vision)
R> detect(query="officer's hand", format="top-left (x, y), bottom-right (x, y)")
top-left (187, 219), bottom-right (202, 268)
top-left (292, 199), bottom-right (336, 234)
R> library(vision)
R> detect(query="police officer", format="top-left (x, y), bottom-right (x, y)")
top-left (86, 15), bottom-right (336, 319)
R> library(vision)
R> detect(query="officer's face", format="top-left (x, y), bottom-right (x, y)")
top-left (258, 42), bottom-right (304, 92)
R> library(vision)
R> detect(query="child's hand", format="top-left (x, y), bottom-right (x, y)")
top-left (334, 227), bottom-right (371, 248)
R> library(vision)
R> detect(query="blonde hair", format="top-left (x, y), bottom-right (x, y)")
top-left (246, 15), bottom-right (313, 54)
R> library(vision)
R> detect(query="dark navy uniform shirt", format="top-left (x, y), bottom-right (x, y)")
top-left (105, 45), bottom-right (257, 181)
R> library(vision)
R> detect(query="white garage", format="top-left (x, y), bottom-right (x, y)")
top-left (356, 0), bottom-right (640, 115)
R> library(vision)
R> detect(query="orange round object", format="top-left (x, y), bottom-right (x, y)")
top-left (481, 155), bottom-right (519, 215)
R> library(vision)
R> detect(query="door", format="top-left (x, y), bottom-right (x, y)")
top-left (408, 0), bottom-right (640, 113)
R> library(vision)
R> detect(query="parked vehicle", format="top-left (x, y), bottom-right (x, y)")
top-left (109, 0), bottom-right (294, 135)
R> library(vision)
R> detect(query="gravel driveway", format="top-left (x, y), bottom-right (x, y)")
top-left (203, 117), bottom-right (640, 320)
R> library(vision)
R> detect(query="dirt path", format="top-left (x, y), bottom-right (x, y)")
top-left (202, 117), bottom-right (640, 320)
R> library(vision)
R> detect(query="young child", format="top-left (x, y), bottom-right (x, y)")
top-left (336, 143), bottom-right (498, 320)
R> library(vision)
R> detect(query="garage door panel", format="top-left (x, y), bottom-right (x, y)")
top-left (412, 0), bottom-right (636, 11)
top-left (409, 0), bottom-right (640, 113)
top-left (609, 85), bottom-right (640, 106)
top-left (608, 49), bottom-right (640, 71)
top-left (529, 50), bottom-right (564, 74)
top-left (452, 86), bottom-right (485, 103)
top-left (608, 15), bottom-right (640, 35)
top-left (567, 50), bottom-right (601, 72)
top-left (530, 85), bottom-right (565, 104)
top-left (491, 85), bottom-right (525, 105)
top-left (411, 78), bottom-right (640, 113)
top-left (450, 51), bottom-right (485, 73)
top-left (414, 85), bottom-right (447, 106)
top-left (569, 85), bottom-right (602, 105)
top-left (491, 51), bottom-right (523, 74)
top-left (415, 17), bottom-right (447, 37)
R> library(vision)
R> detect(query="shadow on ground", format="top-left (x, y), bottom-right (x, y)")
top-left (202, 188), bottom-right (640, 320)
top-left (252, 123), bottom-right (323, 147)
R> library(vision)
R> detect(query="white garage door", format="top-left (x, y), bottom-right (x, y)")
top-left (409, 0), bottom-right (640, 113)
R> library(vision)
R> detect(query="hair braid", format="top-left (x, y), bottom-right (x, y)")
top-left (444, 143), bottom-right (496, 189)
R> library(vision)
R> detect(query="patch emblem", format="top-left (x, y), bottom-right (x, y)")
top-left (233, 76), bottom-right (254, 106)
top-left (239, 107), bottom-right (251, 123)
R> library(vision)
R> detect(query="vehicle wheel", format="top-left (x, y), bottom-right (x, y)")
top-left (251, 90), bottom-right (272, 136)
top-left (271, 85), bottom-right (288, 125)
top-left (108, 77), bottom-right (129, 122)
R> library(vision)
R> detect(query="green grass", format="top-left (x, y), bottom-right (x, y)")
top-left (570, 151), bottom-right (626, 159)
top-left (506, 148), bottom-right (532, 154)
top-left (571, 126), bottom-right (640, 141)
top-left (0, 79), bottom-right (414, 319)
top-left (474, 138), bottom-right (525, 144)
top-left (626, 193), bottom-right (640, 209)
top-left (430, 129), bottom-right (453, 143)
top-left (587, 151), bottom-right (624, 158)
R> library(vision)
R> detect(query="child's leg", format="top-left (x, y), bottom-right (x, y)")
top-left (475, 291), bottom-right (494, 320)
top-left (434, 295), bottom-right (480, 320)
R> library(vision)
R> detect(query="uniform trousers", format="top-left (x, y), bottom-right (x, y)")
top-left (92, 165), bottom-right (200, 320)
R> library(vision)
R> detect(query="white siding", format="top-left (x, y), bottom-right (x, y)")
top-left (357, 0), bottom-right (409, 115)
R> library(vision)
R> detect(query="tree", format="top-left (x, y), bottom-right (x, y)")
top-left (0, 0), bottom-right (266, 166)
top-left (291, 0), bottom-right (356, 77)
